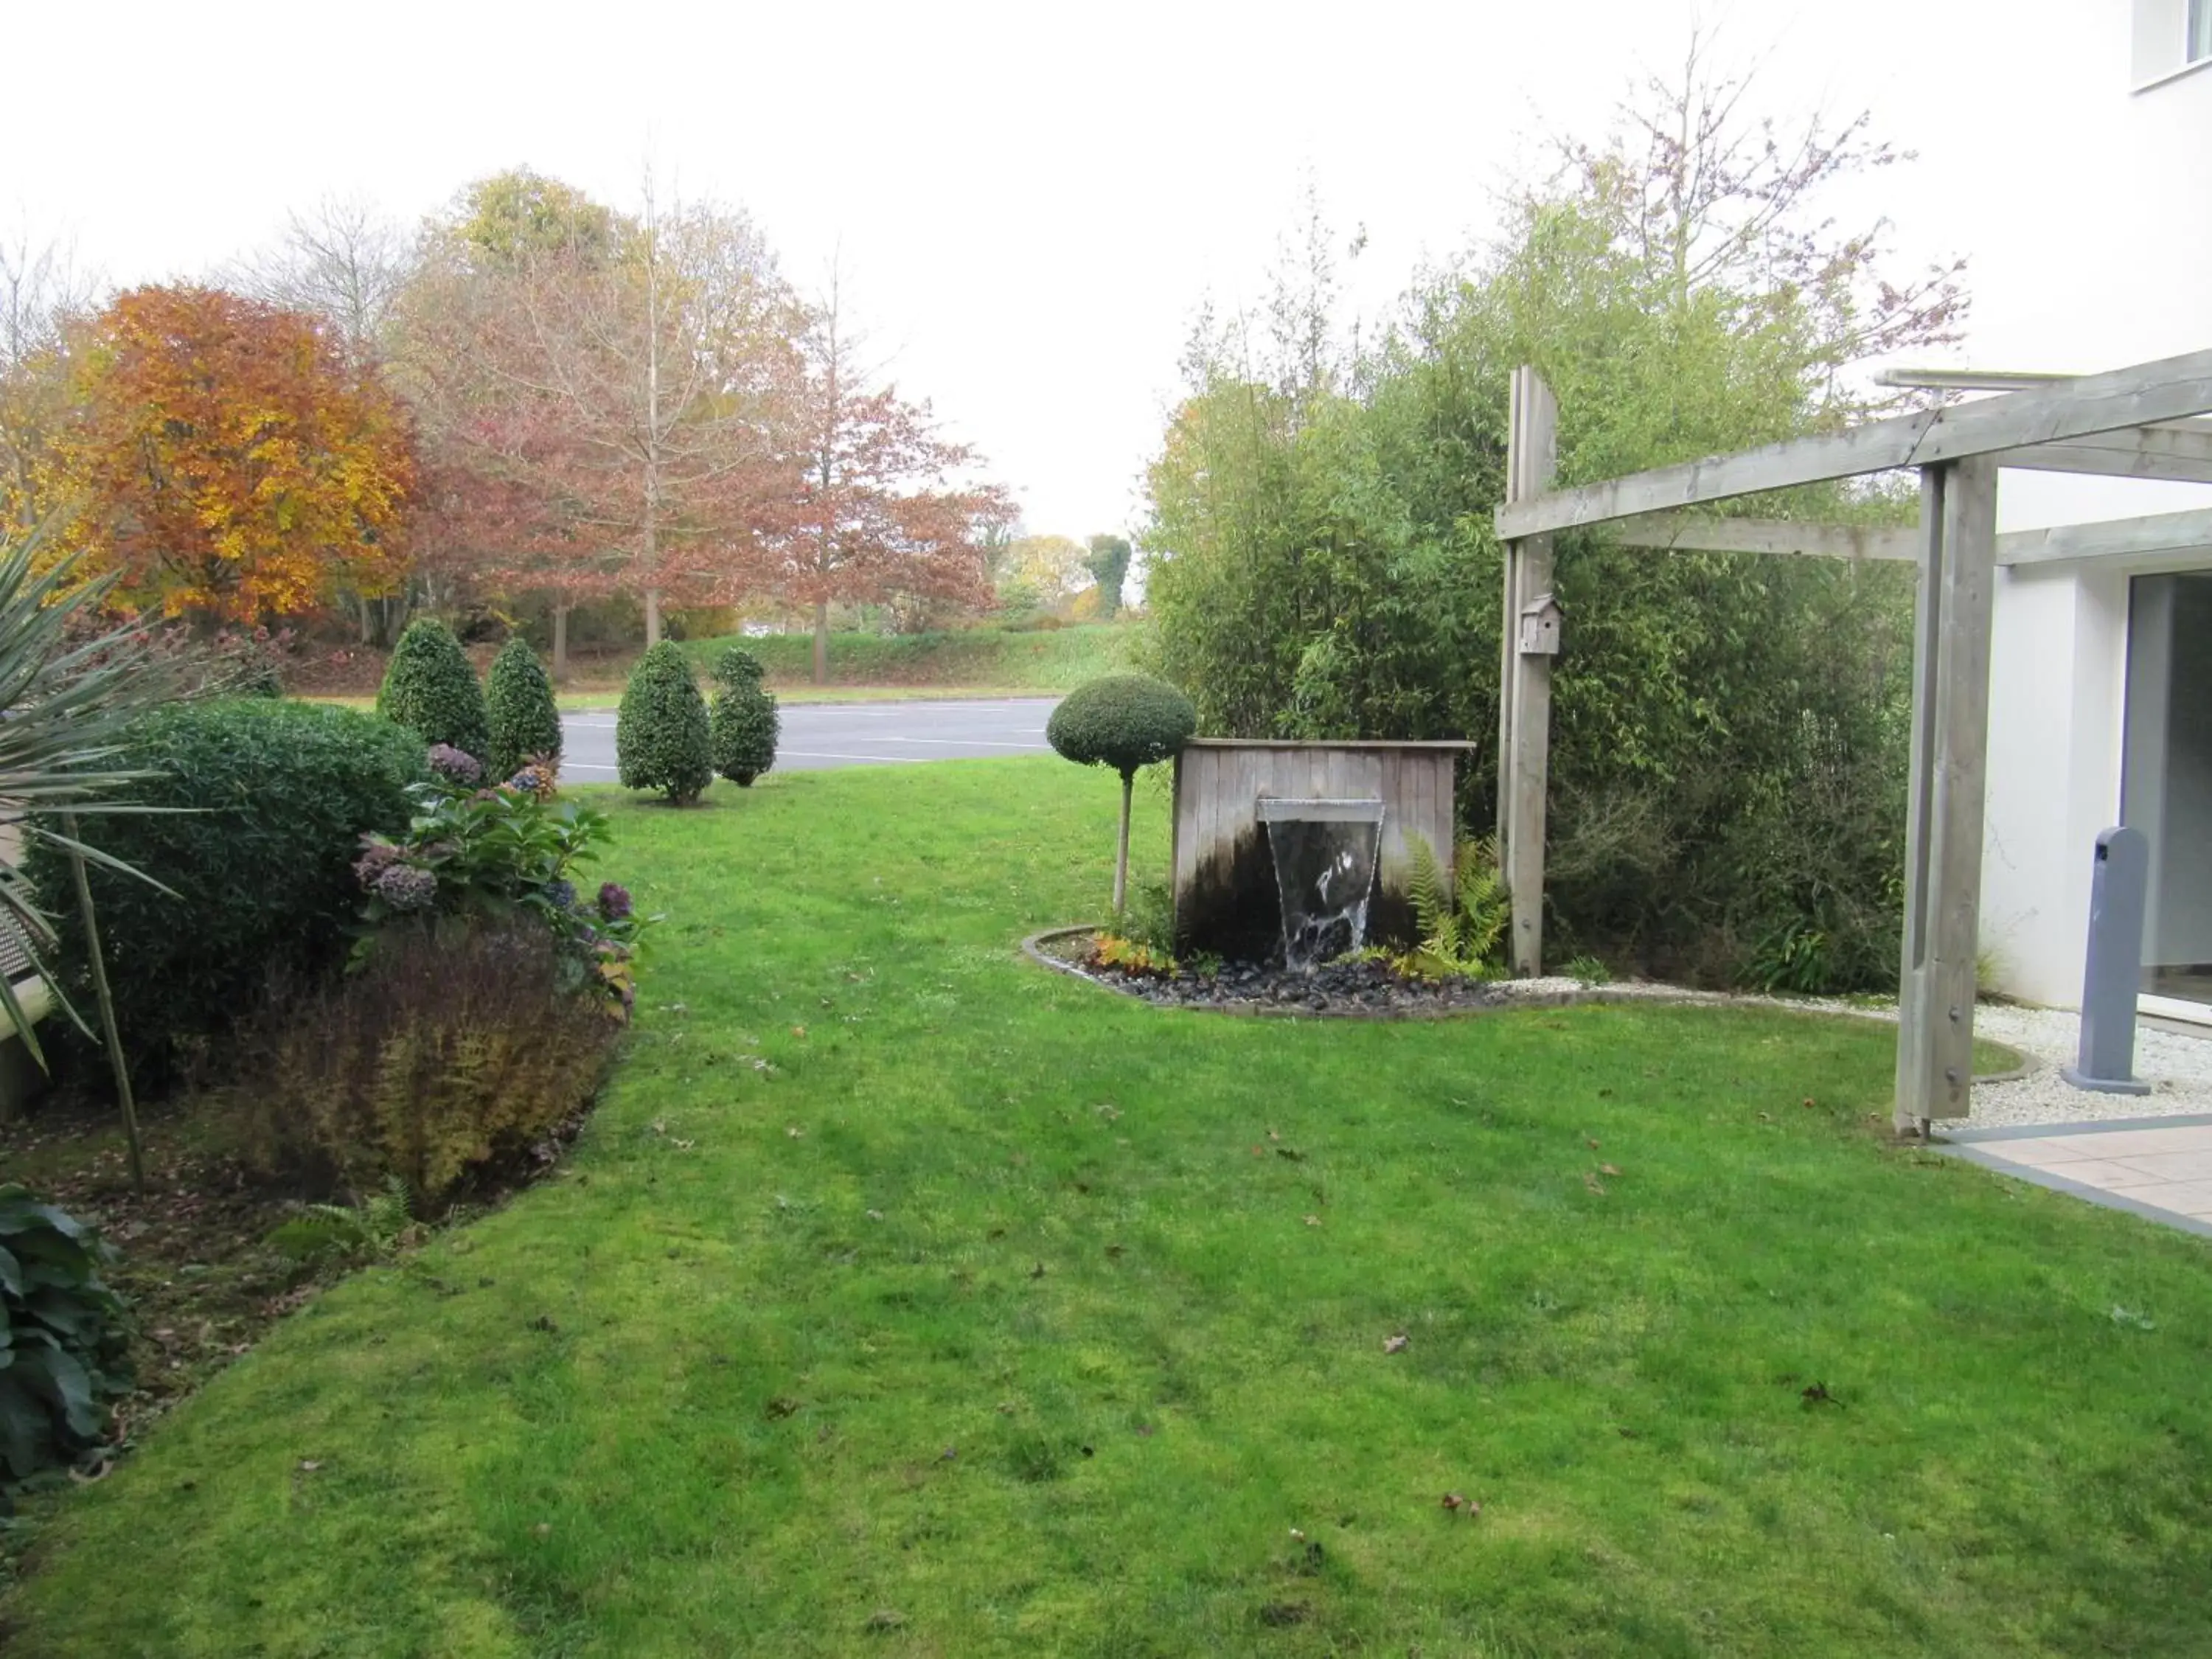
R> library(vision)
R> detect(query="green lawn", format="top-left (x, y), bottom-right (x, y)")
top-left (7, 758), bottom-right (2211, 1656)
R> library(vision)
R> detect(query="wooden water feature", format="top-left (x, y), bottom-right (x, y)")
top-left (1169, 740), bottom-right (1475, 961)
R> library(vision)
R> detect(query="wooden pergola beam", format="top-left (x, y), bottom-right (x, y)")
top-left (1495, 347), bottom-right (2212, 538)
top-left (1997, 504), bottom-right (2212, 568)
top-left (1994, 422), bottom-right (2212, 485)
top-left (1604, 504), bottom-right (2212, 568)
top-left (1606, 513), bottom-right (1919, 561)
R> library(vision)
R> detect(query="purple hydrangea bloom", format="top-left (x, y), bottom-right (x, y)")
top-left (597, 881), bottom-right (633, 921)
top-left (426, 743), bottom-right (483, 786)
top-left (374, 863), bottom-right (438, 912)
top-left (543, 878), bottom-right (577, 911)
top-left (353, 840), bottom-right (402, 889)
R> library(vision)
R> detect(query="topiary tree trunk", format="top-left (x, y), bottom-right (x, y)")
top-left (1113, 768), bottom-right (1134, 917)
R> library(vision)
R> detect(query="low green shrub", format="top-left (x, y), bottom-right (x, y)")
top-left (376, 618), bottom-right (490, 759)
top-left (28, 700), bottom-right (427, 1083)
top-left (709, 647), bottom-right (779, 787)
top-left (0, 1186), bottom-right (131, 1485)
top-left (1402, 834), bottom-right (1507, 980)
top-left (224, 923), bottom-right (621, 1209)
top-left (484, 638), bottom-right (562, 779)
top-left (617, 642), bottom-right (712, 804)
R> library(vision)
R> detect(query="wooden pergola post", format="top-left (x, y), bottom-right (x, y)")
top-left (1893, 456), bottom-right (2000, 1134)
top-left (1498, 366), bottom-right (1558, 977)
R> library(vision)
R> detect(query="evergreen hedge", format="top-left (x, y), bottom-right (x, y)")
top-left (484, 638), bottom-right (562, 779)
top-left (26, 700), bottom-right (427, 1083)
top-left (376, 618), bottom-right (490, 759)
top-left (709, 647), bottom-right (779, 787)
top-left (617, 642), bottom-right (712, 804)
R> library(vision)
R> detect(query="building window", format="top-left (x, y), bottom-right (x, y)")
top-left (2193, 0), bottom-right (2212, 63)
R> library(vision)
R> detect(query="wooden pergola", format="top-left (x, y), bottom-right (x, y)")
top-left (1492, 349), bottom-right (2212, 1133)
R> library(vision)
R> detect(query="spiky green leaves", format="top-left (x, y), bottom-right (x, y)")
top-left (709, 647), bottom-right (779, 787)
top-left (617, 643), bottom-right (712, 805)
top-left (377, 618), bottom-right (490, 760)
top-left (485, 639), bottom-right (562, 779)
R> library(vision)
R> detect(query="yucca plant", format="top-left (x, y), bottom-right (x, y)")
top-left (0, 524), bottom-right (187, 1069)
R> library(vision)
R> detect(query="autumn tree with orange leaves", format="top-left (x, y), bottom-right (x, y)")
top-left (775, 278), bottom-right (1009, 682)
top-left (59, 285), bottom-right (414, 620)
top-left (395, 174), bottom-right (801, 668)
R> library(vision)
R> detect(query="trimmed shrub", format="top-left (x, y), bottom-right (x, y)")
top-left (1047, 673), bottom-right (1197, 914)
top-left (27, 700), bottom-right (427, 1082)
top-left (376, 617), bottom-right (489, 759)
top-left (223, 923), bottom-right (621, 1209)
top-left (1046, 673), bottom-right (1198, 781)
top-left (617, 642), bottom-right (712, 804)
top-left (709, 647), bottom-right (779, 787)
top-left (0, 1186), bottom-right (131, 1484)
top-left (484, 637), bottom-right (562, 779)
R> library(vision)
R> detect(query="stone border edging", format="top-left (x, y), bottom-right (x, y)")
top-left (1017, 924), bottom-right (2034, 1083)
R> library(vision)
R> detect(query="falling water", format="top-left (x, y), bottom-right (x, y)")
top-left (1257, 799), bottom-right (1385, 970)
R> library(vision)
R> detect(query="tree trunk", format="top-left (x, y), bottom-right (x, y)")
top-left (62, 810), bottom-right (142, 1194)
top-left (813, 600), bottom-right (830, 685)
top-left (644, 588), bottom-right (663, 649)
top-left (1114, 771), bottom-right (1133, 917)
top-left (552, 604), bottom-right (570, 681)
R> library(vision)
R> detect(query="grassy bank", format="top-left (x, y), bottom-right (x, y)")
top-left (7, 758), bottom-right (2210, 1656)
top-left (681, 622), bottom-right (1135, 689)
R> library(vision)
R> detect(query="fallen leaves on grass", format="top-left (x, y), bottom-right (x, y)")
top-left (1801, 1382), bottom-right (1837, 1406)
top-left (1383, 1332), bottom-right (1409, 1354)
top-left (1599, 1163), bottom-right (1621, 1178)
top-left (1583, 1172), bottom-right (1607, 1196)
top-left (1303, 1214), bottom-right (1321, 1227)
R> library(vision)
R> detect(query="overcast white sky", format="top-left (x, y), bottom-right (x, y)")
top-left (1, 0), bottom-right (2149, 540)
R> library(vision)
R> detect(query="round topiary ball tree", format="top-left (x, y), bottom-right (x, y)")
top-left (1046, 672), bottom-right (1197, 915)
top-left (377, 617), bottom-right (490, 760)
top-left (709, 647), bottom-right (780, 787)
top-left (617, 641), bottom-right (712, 805)
top-left (484, 637), bottom-right (563, 779)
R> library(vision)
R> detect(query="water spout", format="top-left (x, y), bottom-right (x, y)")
top-left (1256, 797), bottom-right (1385, 970)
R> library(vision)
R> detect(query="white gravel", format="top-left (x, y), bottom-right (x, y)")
top-left (1492, 976), bottom-right (2212, 1130)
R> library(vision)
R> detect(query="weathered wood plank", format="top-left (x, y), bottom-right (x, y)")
top-left (1997, 505), bottom-right (2212, 568)
top-left (1895, 458), bottom-right (2000, 1131)
top-left (1495, 347), bottom-right (2212, 538)
top-left (1992, 422), bottom-right (2212, 485)
top-left (1500, 365), bottom-right (1559, 976)
top-left (1606, 513), bottom-right (1919, 561)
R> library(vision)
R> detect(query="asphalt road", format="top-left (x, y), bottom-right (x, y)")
top-left (558, 696), bottom-right (1059, 785)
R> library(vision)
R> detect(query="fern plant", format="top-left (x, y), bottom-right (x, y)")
top-left (1401, 833), bottom-right (1508, 980)
top-left (267, 1177), bottom-right (419, 1265)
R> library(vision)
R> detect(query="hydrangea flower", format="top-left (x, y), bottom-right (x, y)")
top-left (597, 881), bottom-right (633, 921)
top-left (352, 840), bottom-right (402, 888)
top-left (426, 743), bottom-right (483, 786)
top-left (506, 762), bottom-right (556, 800)
top-left (374, 863), bottom-right (438, 912)
top-left (543, 878), bottom-right (577, 912)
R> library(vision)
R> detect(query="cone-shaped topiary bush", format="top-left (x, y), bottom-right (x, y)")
top-left (617, 641), bottom-right (712, 804)
top-left (484, 637), bottom-right (563, 779)
top-left (1046, 672), bottom-right (1197, 916)
top-left (377, 617), bottom-right (489, 759)
top-left (709, 647), bottom-right (780, 787)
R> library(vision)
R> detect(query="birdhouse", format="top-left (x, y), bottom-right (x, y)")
top-left (1517, 593), bottom-right (1562, 656)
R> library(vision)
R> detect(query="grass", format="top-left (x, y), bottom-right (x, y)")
top-left (7, 758), bottom-right (2211, 1656)
top-left (678, 622), bottom-right (1135, 689)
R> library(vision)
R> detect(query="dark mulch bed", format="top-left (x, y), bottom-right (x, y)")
top-left (1034, 929), bottom-right (1514, 1018)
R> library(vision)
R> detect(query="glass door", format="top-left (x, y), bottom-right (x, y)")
top-left (2124, 571), bottom-right (2212, 1007)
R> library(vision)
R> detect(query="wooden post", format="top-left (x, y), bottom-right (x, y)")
top-left (1894, 457), bottom-right (2000, 1133)
top-left (1498, 366), bottom-right (1558, 978)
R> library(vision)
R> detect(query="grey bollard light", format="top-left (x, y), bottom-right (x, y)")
top-left (2062, 825), bottom-right (2152, 1096)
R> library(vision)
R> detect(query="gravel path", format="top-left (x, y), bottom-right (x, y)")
top-left (1492, 978), bottom-right (2212, 1130)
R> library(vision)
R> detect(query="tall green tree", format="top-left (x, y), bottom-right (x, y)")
top-left (1083, 535), bottom-right (1132, 619)
top-left (1141, 47), bottom-right (1964, 991)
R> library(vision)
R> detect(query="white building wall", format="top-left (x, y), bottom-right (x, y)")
top-left (1968, 2), bottom-right (2212, 1007)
